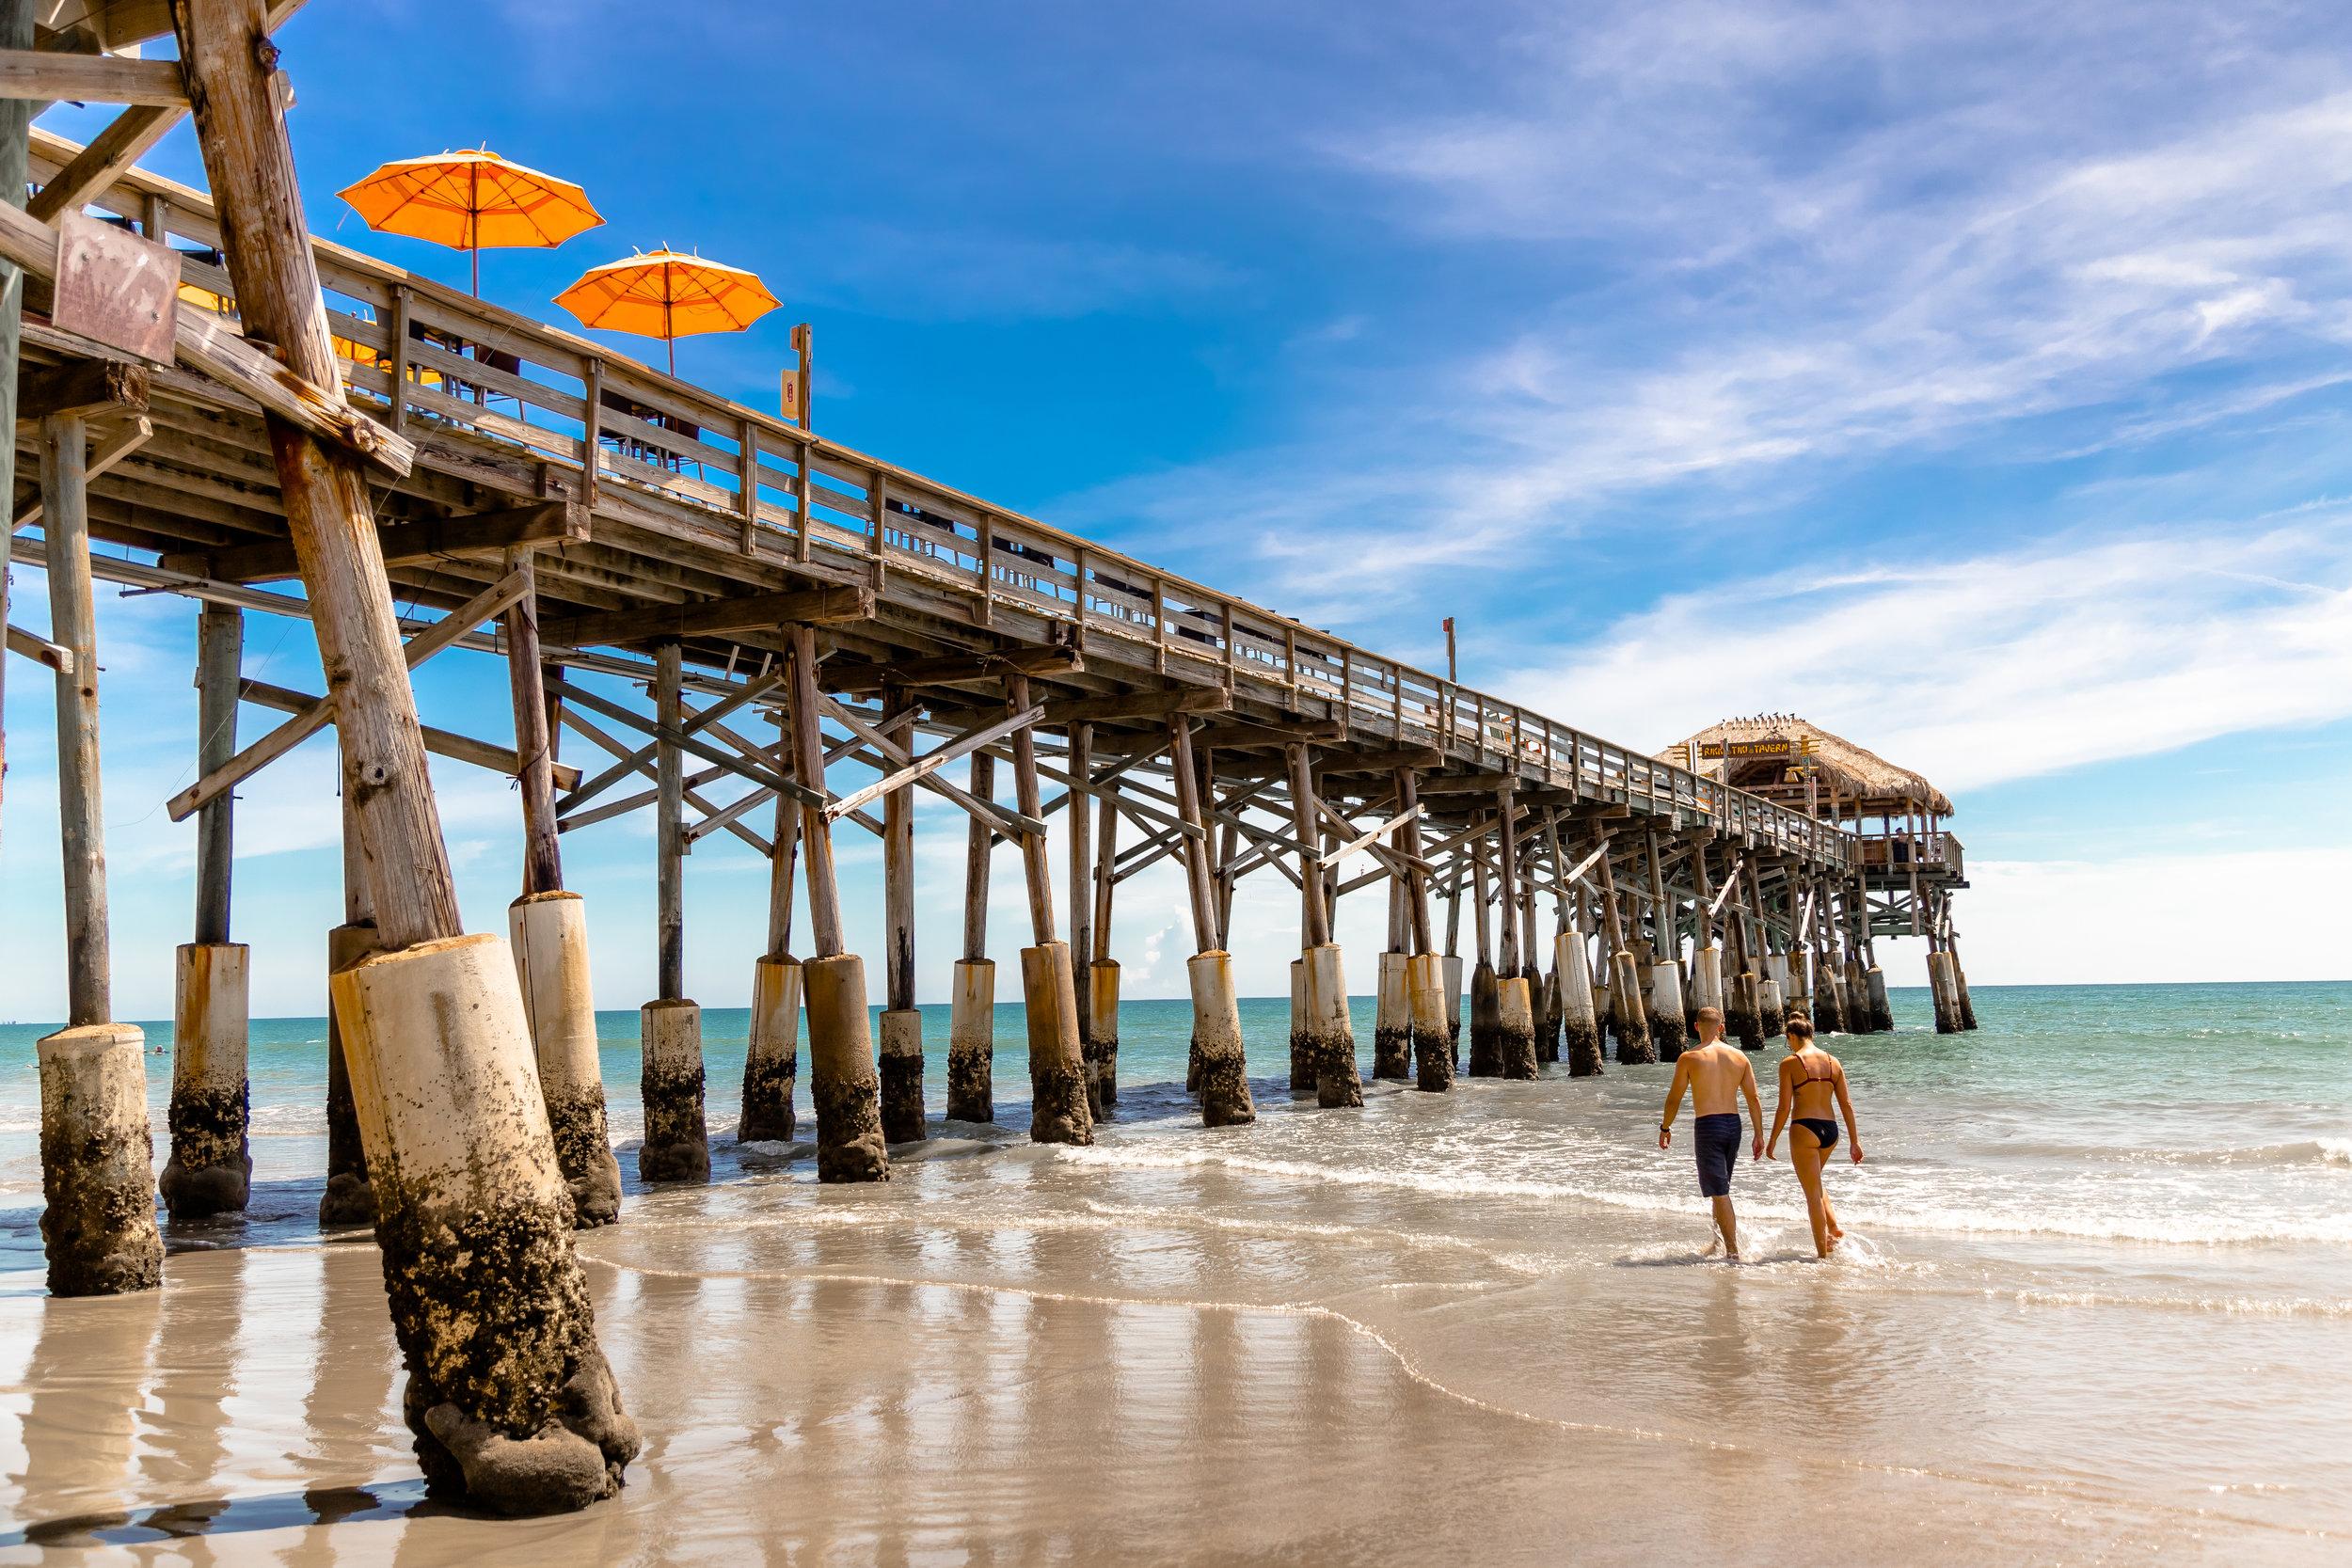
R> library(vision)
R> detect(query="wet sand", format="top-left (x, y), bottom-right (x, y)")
top-left (4, 1062), bottom-right (2344, 1565)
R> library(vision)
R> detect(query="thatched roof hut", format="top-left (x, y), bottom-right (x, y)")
top-left (1657, 715), bottom-right (1953, 817)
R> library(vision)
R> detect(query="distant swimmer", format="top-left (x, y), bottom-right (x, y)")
top-left (1764, 1016), bottom-right (1864, 1258)
top-left (1657, 1006), bottom-right (1763, 1261)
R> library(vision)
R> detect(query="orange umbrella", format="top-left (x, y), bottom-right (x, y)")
top-left (554, 249), bottom-right (781, 376)
top-left (339, 149), bottom-right (602, 295)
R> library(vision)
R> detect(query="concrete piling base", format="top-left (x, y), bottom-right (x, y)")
top-left (1442, 954), bottom-right (1464, 1066)
top-left (1372, 951), bottom-right (1411, 1081)
top-left (1866, 965), bottom-right (1895, 1034)
top-left (1287, 958), bottom-right (1310, 1092)
top-left (1407, 953), bottom-right (1453, 1092)
top-left (161, 941), bottom-right (251, 1220)
top-left (637, 999), bottom-right (708, 1184)
top-left (1758, 976), bottom-right (1788, 1040)
top-left (880, 1009), bottom-right (927, 1144)
top-left (320, 922), bottom-right (383, 1228)
top-left (1845, 958), bottom-right (1875, 1034)
top-left (1467, 960), bottom-right (1501, 1076)
top-left (1496, 975), bottom-right (1539, 1080)
top-left (1186, 951), bottom-right (1257, 1127)
top-left (1555, 935), bottom-right (1602, 1077)
top-left (740, 955), bottom-right (802, 1142)
top-left (804, 954), bottom-right (890, 1181)
top-left (1302, 943), bottom-right (1363, 1108)
top-left (1087, 959), bottom-right (1121, 1109)
top-left (947, 958), bottom-right (995, 1123)
top-left (1692, 945), bottom-right (1725, 1030)
top-left (38, 1022), bottom-right (163, 1297)
top-left (1725, 968), bottom-right (1764, 1051)
top-left (1610, 952), bottom-right (1654, 1065)
top-left (1022, 942), bottom-right (1094, 1146)
top-left (1928, 951), bottom-right (1962, 1034)
top-left (1646, 960), bottom-right (1690, 1063)
top-left (329, 933), bottom-right (638, 1514)
top-left (510, 893), bottom-right (621, 1226)
top-left (1814, 963), bottom-right (1849, 1035)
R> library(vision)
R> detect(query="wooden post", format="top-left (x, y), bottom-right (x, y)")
top-left (1008, 677), bottom-right (1089, 1144)
top-left (947, 750), bottom-right (995, 1122)
top-left (193, 603), bottom-right (242, 946)
top-left (1468, 839), bottom-right (1499, 1076)
top-left (1086, 783), bottom-right (1120, 1108)
top-left (1491, 785), bottom-right (1536, 1078)
top-left (1597, 837), bottom-right (1652, 1064)
top-left (1288, 744), bottom-right (1329, 948)
top-left (740, 705), bottom-right (802, 1144)
top-left (1067, 722), bottom-right (1103, 1115)
top-left (34, 408), bottom-right (164, 1296)
top-left (1643, 831), bottom-right (1688, 1062)
top-left (504, 552), bottom-right (562, 899)
top-left (0, 0), bottom-right (23, 847)
top-left (638, 641), bottom-right (708, 1185)
top-left (163, 600), bottom-right (254, 1220)
top-left (1171, 716), bottom-right (1253, 1126)
top-left (878, 688), bottom-right (926, 1144)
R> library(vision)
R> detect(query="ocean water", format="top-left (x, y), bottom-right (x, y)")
top-left (1, 981), bottom-right (2347, 1560)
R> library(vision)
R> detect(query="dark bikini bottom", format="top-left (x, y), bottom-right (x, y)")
top-left (1794, 1117), bottom-right (1839, 1150)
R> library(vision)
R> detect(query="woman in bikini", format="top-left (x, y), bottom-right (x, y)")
top-left (1764, 1017), bottom-right (1864, 1258)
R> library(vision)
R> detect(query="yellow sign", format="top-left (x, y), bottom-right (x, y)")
top-left (1701, 738), bottom-right (1793, 759)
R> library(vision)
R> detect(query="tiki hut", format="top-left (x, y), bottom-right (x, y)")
top-left (1656, 715), bottom-right (1953, 820)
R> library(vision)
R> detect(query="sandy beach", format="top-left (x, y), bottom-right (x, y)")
top-left (4, 985), bottom-right (2344, 1564)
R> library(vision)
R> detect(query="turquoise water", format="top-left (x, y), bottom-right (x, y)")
top-left (3, 981), bottom-right (2349, 1549)
top-left (5, 981), bottom-right (2345, 1259)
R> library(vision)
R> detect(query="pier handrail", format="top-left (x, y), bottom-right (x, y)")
top-left (29, 129), bottom-right (1847, 870)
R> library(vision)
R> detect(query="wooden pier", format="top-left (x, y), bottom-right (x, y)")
top-left (2, 2), bottom-right (1969, 1516)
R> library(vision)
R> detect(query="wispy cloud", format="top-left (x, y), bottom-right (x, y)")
top-left (1065, 2), bottom-right (2352, 610)
top-left (1495, 520), bottom-right (2352, 790)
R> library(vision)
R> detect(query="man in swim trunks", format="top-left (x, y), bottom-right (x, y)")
top-left (1657, 1006), bottom-right (1765, 1261)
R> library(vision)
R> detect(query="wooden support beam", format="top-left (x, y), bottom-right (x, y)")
top-left (766, 709), bottom-right (799, 956)
top-left (1418, 769), bottom-right (1530, 795)
top-left (828, 643), bottom-right (1081, 693)
top-left (43, 412), bottom-right (110, 1024)
top-left (540, 582), bottom-right (874, 650)
top-left (823, 702), bottom-right (1042, 822)
top-left (1007, 672), bottom-right (1056, 945)
top-left (1318, 803), bottom-right (1422, 872)
top-left (6, 621), bottom-right (72, 673)
top-left (558, 668), bottom-right (785, 816)
top-left (789, 626), bottom-right (846, 957)
top-left (1495, 785), bottom-right (1521, 974)
top-left (1167, 717), bottom-right (1220, 949)
top-left (548, 673), bottom-right (816, 807)
top-left (0, 49), bottom-right (188, 106)
top-left (161, 499), bottom-right (586, 586)
top-left (962, 750), bottom-right (993, 961)
top-left (1038, 684), bottom-right (1230, 727)
top-left (16, 356), bottom-right (147, 421)
top-left (1323, 746), bottom-right (1445, 773)
top-left (1195, 717), bottom-right (1345, 749)
top-left (167, 566), bottom-right (529, 823)
top-left (27, 103), bottom-right (178, 223)
top-left (1288, 743), bottom-right (1328, 948)
top-left (235, 674), bottom-right (581, 791)
top-left (1067, 721), bottom-right (1093, 973)
top-left (816, 691), bottom-right (1040, 838)
top-left (9, 409), bottom-right (148, 532)
top-left (654, 642), bottom-right (685, 999)
top-left (502, 551), bottom-right (564, 895)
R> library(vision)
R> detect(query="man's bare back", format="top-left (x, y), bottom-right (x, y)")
top-left (1678, 1039), bottom-right (1755, 1117)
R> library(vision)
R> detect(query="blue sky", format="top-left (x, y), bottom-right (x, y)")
top-left (6, 0), bottom-right (2350, 1020)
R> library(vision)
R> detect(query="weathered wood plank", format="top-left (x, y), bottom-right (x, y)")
top-left (542, 582), bottom-right (873, 650)
top-left (160, 499), bottom-right (585, 585)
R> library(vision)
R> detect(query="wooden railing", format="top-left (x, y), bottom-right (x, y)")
top-left (30, 130), bottom-right (1851, 871)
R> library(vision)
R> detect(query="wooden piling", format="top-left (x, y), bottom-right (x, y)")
top-left (787, 625), bottom-right (887, 1180)
top-left (947, 749), bottom-right (995, 1122)
top-left (35, 409), bottom-right (162, 1294)
top-left (162, 601), bottom-right (252, 1219)
top-left (879, 689), bottom-right (926, 1144)
top-left (1171, 716), bottom-right (1253, 1126)
top-left (1009, 673), bottom-right (1090, 1144)
top-left (740, 709), bottom-right (803, 1142)
top-left (638, 642), bottom-right (708, 1182)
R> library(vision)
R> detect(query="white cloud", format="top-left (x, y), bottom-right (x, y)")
top-left (1494, 520), bottom-right (2352, 791)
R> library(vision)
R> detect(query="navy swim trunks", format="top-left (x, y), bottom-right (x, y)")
top-left (1693, 1113), bottom-right (1741, 1197)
